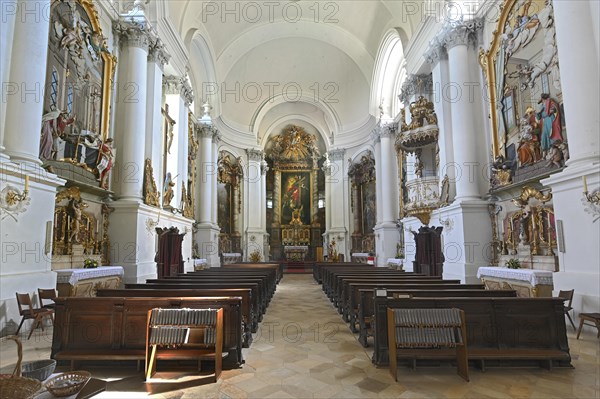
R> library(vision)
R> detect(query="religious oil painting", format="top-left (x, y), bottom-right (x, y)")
top-left (482, 0), bottom-right (568, 188)
top-left (217, 183), bottom-right (232, 235)
top-left (281, 171), bottom-right (311, 226)
top-left (40, 0), bottom-right (116, 186)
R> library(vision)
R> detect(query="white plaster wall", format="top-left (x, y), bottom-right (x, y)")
top-left (108, 202), bottom-right (193, 283)
top-left (0, 165), bottom-right (64, 334)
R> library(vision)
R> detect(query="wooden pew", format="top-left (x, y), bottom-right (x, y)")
top-left (51, 297), bottom-right (245, 369)
top-left (97, 288), bottom-right (255, 346)
top-left (145, 277), bottom-right (273, 305)
top-left (125, 283), bottom-right (263, 328)
top-left (224, 263), bottom-right (283, 283)
top-left (339, 280), bottom-right (475, 317)
top-left (184, 267), bottom-right (279, 293)
top-left (356, 289), bottom-right (517, 347)
top-left (313, 262), bottom-right (368, 283)
top-left (371, 297), bottom-right (572, 369)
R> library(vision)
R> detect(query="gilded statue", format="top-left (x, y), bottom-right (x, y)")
top-left (143, 159), bottom-right (160, 207)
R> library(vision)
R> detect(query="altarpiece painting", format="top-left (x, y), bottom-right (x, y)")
top-left (482, 0), bottom-right (568, 189)
top-left (41, 0), bottom-right (116, 188)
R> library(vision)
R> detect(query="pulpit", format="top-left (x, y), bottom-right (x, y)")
top-left (476, 266), bottom-right (553, 297)
top-left (284, 246), bottom-right (308, 261)
top-left (55, 266), bottom-right (124, 297)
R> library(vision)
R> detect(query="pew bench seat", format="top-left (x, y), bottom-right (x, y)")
top-left (54, 349), bottom-right (146, 370)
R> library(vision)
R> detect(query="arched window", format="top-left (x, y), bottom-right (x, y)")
top-left (50, 68), bottom-right (59, 109)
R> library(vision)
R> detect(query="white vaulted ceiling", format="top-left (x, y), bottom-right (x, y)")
top-left (163, 0), bottom-right (423, 142)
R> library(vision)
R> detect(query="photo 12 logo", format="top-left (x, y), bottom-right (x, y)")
top-left (202, 81), bottom-right (339, 105)
top-left (201, 1), bottom-right (339, 24)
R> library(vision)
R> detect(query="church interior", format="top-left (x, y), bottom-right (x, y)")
top-left (0, 0), bottom-right (599, 397)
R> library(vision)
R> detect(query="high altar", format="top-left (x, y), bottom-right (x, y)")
top-left (266, 126), bottom-right (323, 261)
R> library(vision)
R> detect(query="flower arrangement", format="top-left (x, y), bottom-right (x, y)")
top-left (83, 258), bottom-right (98, 269)
top-left (395, 243), bottom-right (405, 259)
top-left (249, 249), bottom-right (262, 263)
top-left (505, 258), bottom-right (521, 269)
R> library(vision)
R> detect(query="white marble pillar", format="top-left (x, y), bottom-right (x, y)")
top-left (322, 158), bottom-right (332, 232)
top-left (374, 124), bottom-right (400, 265)
top-left (146, 41), bottom-right (170, 195)
top-left (443, 21), bottom-right (482, 202)
top-left (113, 22), bottom-right (151, 201)
top-left (425, 41), bottom-right (456, 201)
top-left (211, 131), bottom-right (219, 224)
top-left (197, 126), bottom-right (214, 223)
top-left (245, 149), bottom-right (264, 257)
top-left (0, 0), bottom-right (17, 159)
top-left (3, 0), bottom-right (51, 165)
top-left (553, 1), bottom-right (599, 167)
top-left (194, 124), bottom-right (220, 266)
top-left (327, 148), bottom-right (348, 258)
top-left (373, 131), bottom-right (383, 226)
top-left (541, 0), bottom-right (600, 317)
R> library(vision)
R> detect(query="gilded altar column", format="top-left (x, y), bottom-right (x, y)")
top-left (311, 165), bottom-right (318, 225)
top-left (112, 22), bottom-right (151, 201)
top-left (3, 0), bottom-right (52, 164)
top-left (273, 170), bottom-right (281, 226)
top-left (443, 20), bottom-right (482, 202)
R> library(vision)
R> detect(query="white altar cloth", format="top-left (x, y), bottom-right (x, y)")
top-left (55, 266), bottom-right (124, 286)
top-left (476, 266), bottom-right (553, 287)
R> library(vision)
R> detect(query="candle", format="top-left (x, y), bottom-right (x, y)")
top-left (24, 175), bottom-right (29, 192)
top-left (582, 176), bottom-right (588, 193)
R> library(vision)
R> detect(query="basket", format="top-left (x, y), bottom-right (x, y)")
top-left (45, 371), bottom-right (91, 397)
top-left (0, 336), bottom-right (43, 399)
top-left (21, 359), bottom-right (57, 381)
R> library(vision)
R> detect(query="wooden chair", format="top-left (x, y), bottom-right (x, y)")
top-left (15, 293), bottom-right (54, 340)
top-left (38, 288), bottom-right (57, 310)
top-left (576, 313), bottom-right (600, 340)
top-left (558, 289), bottom-right (576, 330)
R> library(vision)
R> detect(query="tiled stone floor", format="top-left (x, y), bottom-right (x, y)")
top-left (1, 274), bottom-right (599, 398)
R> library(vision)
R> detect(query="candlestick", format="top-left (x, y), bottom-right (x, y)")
top-left (24, 175), bottom-right (29, 192)
top-left (583, 176), bottom-right (588, 193)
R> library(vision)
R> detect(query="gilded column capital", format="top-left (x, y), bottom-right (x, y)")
top-left (114, 21), bottom-right (152, 50)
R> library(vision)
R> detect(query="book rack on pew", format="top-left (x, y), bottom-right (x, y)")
top-left (145, 308), bottom-right (224, 381)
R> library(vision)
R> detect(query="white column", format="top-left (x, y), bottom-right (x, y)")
top-left (163, 76), bottom-right (185, 207)
top-left (146, 42), bottom-right (169, 194)
top-left (426, 42), bottom-right (456, 200)
top-left (0, 0), bottom-right (17, 158)
top-left (373, 132), bottom-right (383, 225)
top-left (541, 0), bottom-right (600, 317)
top-left (443, 21), bottom-right (481, 202)
top-left (197, 126), bottom-right (213, 224)
top-left (379, 125), bottom-right (398, 224)
top-left (327, 148), bottom-right (348, 258)
top-left (260, 158), bottom-right (269, 231)
top-left (113, 22), bottom-right (150, 201)
top-left (211, 132), bottom-right (220, 224)
top-left (3, 0), bottom-right (51, 165)
top-left (246, 149), bottom-right (263, 229)
top-left (553, 0), bottom-right (599, 167)
top-left (322, 159), bottom-right (332, 232)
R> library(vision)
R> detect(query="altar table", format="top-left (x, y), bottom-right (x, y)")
top-left (55, 266), bottom-right (124, 297)
top-left (477, 266), bottom-right (553, 297)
